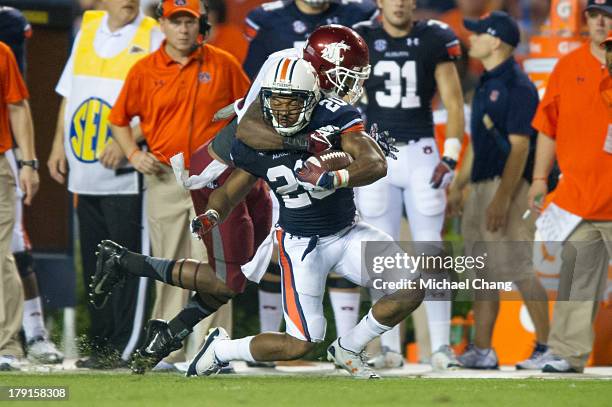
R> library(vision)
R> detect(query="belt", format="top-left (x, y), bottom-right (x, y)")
top-left (284, 221), bottom-right (356, 261)
top-left (394, 136), bottom-right (434, 146)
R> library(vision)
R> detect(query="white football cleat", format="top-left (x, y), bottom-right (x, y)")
top-left (186, 327), bottom-right (229, 377)
top-left (431, 345), bottom-right (462, 371)
top-left (327, 338), bottom-right (380, 379)
top-left (27, 336), bottom-right (64, 364)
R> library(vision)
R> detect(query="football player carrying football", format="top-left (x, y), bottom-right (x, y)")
top-left (186, 57), bottom-right (424, 379)
top-left (92, 26), bottom-right (396, 374)
top-left (209, 24), bottom-right (396, 358)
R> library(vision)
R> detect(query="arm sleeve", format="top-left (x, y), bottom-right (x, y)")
top-left (1, 46), bottom-right (29, 104)
top-left (108, 66), bottom-right (141, 126)
top-left (432, 23), bottom-right (462, 64)
top-left (506, 84), bottom-right (539, 136)
top-left (531, 64), bottom-right (561, 138)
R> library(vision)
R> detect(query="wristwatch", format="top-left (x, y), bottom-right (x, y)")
top-left (18, 159), bottom-right (39, 170)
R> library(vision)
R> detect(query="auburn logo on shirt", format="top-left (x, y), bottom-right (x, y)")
top-left (70, 97), bottom-right (113, 163)
top-left (198, 71), bottom-right (211, 83)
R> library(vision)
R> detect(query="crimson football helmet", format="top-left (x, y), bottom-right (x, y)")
top-left (303, 24), bottom-right (371, 104)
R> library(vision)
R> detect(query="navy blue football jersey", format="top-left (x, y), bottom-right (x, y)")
top-left (231, 97), bottom-right (362, 237)
top-left (243, 0), bottom-right (378, 79)
top-left (354, 20), bottom-right (460, 142)
top-left (0, 7), bottom-right (30, 74)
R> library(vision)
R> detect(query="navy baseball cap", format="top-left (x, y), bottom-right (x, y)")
top-left (463, 11), bottom-right (520, 48)
top-left (586, 0), bottom-right (612, 15)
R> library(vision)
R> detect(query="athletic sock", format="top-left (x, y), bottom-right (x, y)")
top-left (120, 251), bottom-right (175, 283)
top-left (368, 288), bottom-right (401, 353)
top-left (23, 297), bottom-right (47, 342)
top-left (425, 300), bottom-right (451, 351)
top-left (214, 336), bottom-right (255, 363)
top-left (339, 309), bottom-right (392, 353)
top-left (168, 294), bottom-right (215, 340)
top-left (329, 290), bottom-right (360, 337)
top-left (258, 289), bottom-right (283, 332)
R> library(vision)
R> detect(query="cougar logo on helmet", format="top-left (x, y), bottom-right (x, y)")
top-left (303, 25), bottom-right (370, 104)
top-left (321, 41), bottom-right (351, 66)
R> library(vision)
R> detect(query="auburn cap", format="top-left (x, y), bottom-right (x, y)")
top-left (160, 0), bottom-right (200, 18)
top-left (586, 0), bottom-right (612, 15)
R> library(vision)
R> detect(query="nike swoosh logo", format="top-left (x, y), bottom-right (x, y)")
top-left (93, 273), bottom-right (109, 295)
top-left (145, 333), bottom-right (159, 353)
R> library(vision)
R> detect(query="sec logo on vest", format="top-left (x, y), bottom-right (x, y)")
top-left (70, 97), bottom-right (113, 163)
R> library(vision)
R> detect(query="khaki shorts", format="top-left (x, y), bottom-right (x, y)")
top-left (462, 178), bottom-right (535, 282)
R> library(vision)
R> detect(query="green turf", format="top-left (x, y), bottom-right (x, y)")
top-left (1, 374), bottom-right (610, 407)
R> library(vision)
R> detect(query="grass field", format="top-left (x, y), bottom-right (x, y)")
top-left (1, 374), bottom-right (610, 407)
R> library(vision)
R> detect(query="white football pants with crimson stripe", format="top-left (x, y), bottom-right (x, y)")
top-left (274, 222), bottom-right (409, 343)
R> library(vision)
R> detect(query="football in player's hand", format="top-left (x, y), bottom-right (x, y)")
top-left (307, 150), bottom-right (353, 171)
top-left (296, 150), bottom-right (353, 191)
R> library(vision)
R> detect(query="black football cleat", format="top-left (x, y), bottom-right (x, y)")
top-left (90, 240), bottom-right (128, 309)
top-left (131, 319), bottom-right (183, 375)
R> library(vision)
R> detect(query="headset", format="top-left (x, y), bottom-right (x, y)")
top-left (155, 0), bottom-right (211, 37)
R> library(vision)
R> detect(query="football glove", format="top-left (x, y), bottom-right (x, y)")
top-left (190, 209), bottom-right (220, 239)
top-left (296, 160), bottom-right (349, 191)
top-left (369, 123), bottom-right (398, 160)
top-left (429, 157), bottom-right (457, 189)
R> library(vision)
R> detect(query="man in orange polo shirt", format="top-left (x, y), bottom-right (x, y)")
top-left (0, 41), bottom-right (38, 370)
top-left (109, 0), bottom-right (249, 368)
top-left (528, 0), bottom-right (612, 373)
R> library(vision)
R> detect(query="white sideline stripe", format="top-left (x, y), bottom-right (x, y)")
top-left (20, 361), bottom-right (612, 379)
